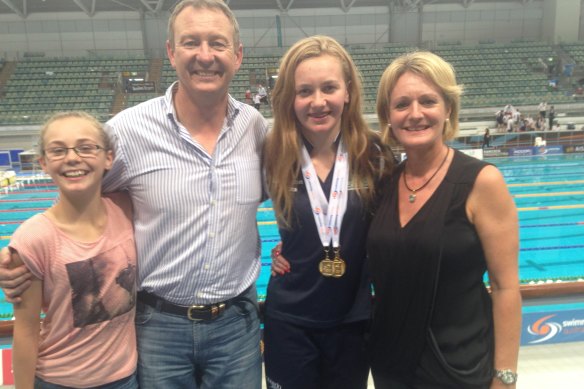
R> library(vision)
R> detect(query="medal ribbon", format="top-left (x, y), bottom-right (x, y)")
top-left (301, 138), bottom-right (349, 252)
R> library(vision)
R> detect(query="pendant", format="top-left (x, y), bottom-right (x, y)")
top-left (409, 193), bottom-right (416, 203)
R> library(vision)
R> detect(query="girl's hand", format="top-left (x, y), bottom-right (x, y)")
top-left (270, 243), bottom-right (290, 276)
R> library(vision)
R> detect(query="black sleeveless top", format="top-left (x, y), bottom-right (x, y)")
top-left (367, 149), bottom-right (494, 388)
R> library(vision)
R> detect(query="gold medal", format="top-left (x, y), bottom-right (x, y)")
top-left (319, 247), bottom-right (335, 277)
top-left (319, 247), bottom-right (346, 278)
top-left (331, 247), bottom-right (346, 278)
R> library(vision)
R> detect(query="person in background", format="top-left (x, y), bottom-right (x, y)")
top-left (264, 35), bottom-right (393, 389)
top-left (367, 51), bottom-right (521, 388)
top-left (483, 127), bottom-right (491, 148)
top-left (0, 1), bottom-right (267, 388)
top-left (10, 111), bottom-right (137, 389)
top-left (548, 105), bottom-right (555, 131)
top-left (257, 82), bottom-right (268, 104)
top-left (538, 101), bottom-right (547, 120)
top-left (253, 92), bottom-right (261, 110)
top-left (524, 115), bottom-right (536, 132)
top-left (505, 110), bottom-right (515, 132)
top-left (494, 110), bottom-right (505, 132)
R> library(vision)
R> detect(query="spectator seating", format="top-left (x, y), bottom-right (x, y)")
top-left (0, 56), bottom-right (148, 125)
top-left (0, 41), bottom-right (579, 125)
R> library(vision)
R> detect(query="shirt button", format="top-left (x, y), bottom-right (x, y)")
top-left (204, 264), bottom-right (210, 270)
top-left (210, 199), bottom-right (217, 206)
top-left (197, 293), bottom-right (203, 298)
top-left (209, 232), bottom-right (215, 238)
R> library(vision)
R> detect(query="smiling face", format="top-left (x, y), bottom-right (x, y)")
top-left (166, 6), bottom-right (242, 101)
top-left (40, 117), bottom-right (113, 197)
top-left (293, 55), bottom-right (350, 142)
top-left (388, 71), bottom-right (451, 149)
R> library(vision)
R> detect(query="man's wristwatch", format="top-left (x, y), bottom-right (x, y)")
top-left (494, 369), bottom-right (518, 385)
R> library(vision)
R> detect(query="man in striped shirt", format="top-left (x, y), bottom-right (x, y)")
top-left (1, 1), bottom-right (268, 388)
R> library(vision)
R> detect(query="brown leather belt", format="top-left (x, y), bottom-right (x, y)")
top-left (137, 289), bottom-right (249, 321)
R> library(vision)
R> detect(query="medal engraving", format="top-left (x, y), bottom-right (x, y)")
top-left (319, 258), bottom-right (336, 276)
top-left (319, 248), bottom-right (336, 277)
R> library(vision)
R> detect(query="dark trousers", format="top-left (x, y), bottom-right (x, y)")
top-left (264, 317), bottom-right (369, 389)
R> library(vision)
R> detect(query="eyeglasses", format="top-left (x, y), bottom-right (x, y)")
top-left (44, 144), bottom-right (105, 161)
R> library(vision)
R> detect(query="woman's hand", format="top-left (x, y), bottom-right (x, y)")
top-left (270, 243), bottom-right (291, 276)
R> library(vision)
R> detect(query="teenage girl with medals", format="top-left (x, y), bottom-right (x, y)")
top-left (263, 35), bottom-right (393, 389)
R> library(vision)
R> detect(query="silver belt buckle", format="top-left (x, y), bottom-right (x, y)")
top-left (187, 303), bottom-right (227, 321)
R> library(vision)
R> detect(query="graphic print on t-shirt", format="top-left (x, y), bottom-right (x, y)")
top-left (66, 254), bottom-right (136, 328)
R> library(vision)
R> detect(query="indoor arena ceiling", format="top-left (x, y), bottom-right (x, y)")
top-left (0, 0), bottom-right (537, 18)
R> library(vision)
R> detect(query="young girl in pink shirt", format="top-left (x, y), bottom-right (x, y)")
top-left (9, 112), bottom-right (137, 389)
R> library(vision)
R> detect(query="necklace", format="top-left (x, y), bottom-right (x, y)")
top-left (403, 147), bottom-right (450, 203)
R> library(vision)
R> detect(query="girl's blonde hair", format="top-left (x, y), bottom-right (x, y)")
top-left (38, 111), bottom-right (112, 157)
top-left (265, 35), bottom-right (392, 227)
top-left (376, 51), bottom-right (463, 146)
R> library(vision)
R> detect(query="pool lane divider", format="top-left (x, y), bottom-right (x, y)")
top-left (508, 180), bottom-right (584, 187)
top-left (521, 222), bottom-right (584, 228)
top-left (518, 204), bottom-right (584, 211)
top-left (513, 191), bottom-right (584, 198)
top-left (0, 208), bottom-right (47, 212)
top-left (0, 198), bottom-right (56, 202)
top-left (1, 189), bottom-right (57, 194)
top-left (521, 244), bottom-right (584, 251)
top-left (522, 222), bottom-right (584, 227)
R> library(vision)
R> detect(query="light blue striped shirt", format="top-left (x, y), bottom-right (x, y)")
top-left (103, 82), bottom-right (268, 305)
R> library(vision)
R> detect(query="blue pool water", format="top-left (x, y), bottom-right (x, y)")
top-left (493, 154), bottom-right (584, 284)
top-left (1, 153), bottom-right (583, 305)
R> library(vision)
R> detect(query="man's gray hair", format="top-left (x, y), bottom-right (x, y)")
top-left (167, 0), bottom-right (241, 49)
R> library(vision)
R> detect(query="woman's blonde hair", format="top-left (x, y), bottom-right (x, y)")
top-left (376, 51), bottom-right (463, 146)
top-left (265, 35), bottom-right (391, 227)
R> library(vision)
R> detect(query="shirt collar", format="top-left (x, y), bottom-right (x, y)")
top-left (164, 81), bottom-right (241, 129)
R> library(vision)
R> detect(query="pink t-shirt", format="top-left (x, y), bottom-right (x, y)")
top-left (10, 193), bottom-right (137, 388)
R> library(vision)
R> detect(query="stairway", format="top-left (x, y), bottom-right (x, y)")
top-left (148, 58), bottom-right (164, 92)
top-left (111, 89), bottom-right (126, 115)
top-left (0, 61), bottom-right (17, 98)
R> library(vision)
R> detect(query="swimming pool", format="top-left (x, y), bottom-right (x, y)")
top-left (495, 153), bottom-right (584, 283)
top-left (1, 153), bottom-right (583, 305)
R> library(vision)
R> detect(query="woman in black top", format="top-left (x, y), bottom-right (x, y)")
top-left (367, 51), bottom-right (521, 388)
